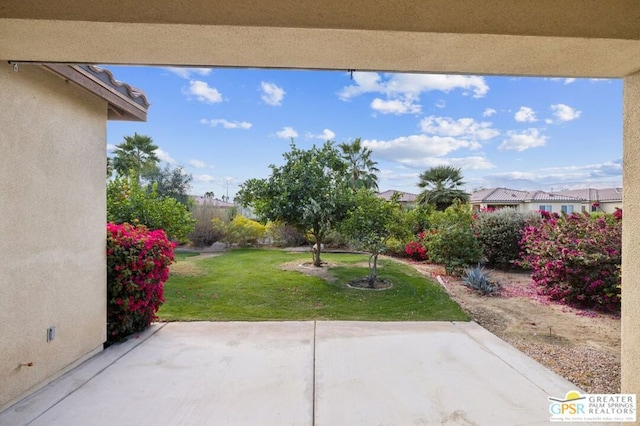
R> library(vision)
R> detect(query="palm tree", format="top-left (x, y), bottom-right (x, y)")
top-left (112, 133), bottom-right (160, 178)
top-left (416, 165), bottom-right (470, 211)
top-left (106, 156), bottom-right (114, 178)
top-left (338, 138), bottom-right (380, 192)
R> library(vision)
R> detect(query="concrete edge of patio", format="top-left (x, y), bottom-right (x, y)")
top-left (2, 320), bottom-right (612, 426)
top-left (0, 323), bottom-right (166, 426)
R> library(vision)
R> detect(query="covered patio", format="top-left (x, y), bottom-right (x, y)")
top-left (1, 0), bottom-right (639, 413)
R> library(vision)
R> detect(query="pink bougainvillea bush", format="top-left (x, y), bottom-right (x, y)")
top-left (519, 211), bottom-right (621, 312)
top-left (405, 232), bottom-right (428, 261)
top-left (107, 222), bottom-right (175, 343)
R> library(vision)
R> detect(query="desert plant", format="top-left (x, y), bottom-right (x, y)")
top-left (106, 223), bottom-right (175, 343)
top-left (462, 264), bottom-right (500, 295)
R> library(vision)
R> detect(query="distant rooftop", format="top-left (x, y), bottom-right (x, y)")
top-left (377, 190), bottom-right (417, 203)
top-left (471, 187), bottom-right (622, 204)
top-left (552, 187), bottom-right (622, 202)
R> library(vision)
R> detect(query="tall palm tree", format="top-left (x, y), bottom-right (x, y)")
top-left (112, 133), bottom-right (160, 178)
top-left (338, 138), bottom-right (380, 192)
top-left (416, 165), bottom-right (470, 211)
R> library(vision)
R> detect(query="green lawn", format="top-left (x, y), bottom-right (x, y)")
top-left (158, 248), bottom-right (469, 322)
top-left (174, 250), bottom-right (201, 261)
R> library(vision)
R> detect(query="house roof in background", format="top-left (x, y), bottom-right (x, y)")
top-left (471, 187), bottom-right (595, 203)
top-left (552, 188), bottom-right (623, 202)
top-left (41, 63), bottom-right (149, 121)
top-left (377, 190), bottom-right (417, 203)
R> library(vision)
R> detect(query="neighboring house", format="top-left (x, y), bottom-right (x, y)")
top-left (0, 63), bottom-right (148, 410)
top-left (470, 188), bottom-right (589, 214)
top-left (376, 190), bottom-right (417, 208)
top-left (552, 188), bottom-right (623, 214)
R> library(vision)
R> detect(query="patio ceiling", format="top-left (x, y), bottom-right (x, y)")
top-left (1, 0), bottom-right (639, 77)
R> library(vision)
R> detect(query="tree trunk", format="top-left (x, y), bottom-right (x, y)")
top-left (312, 225), bottom-right (322, 267)
top-left (368, 252), bottom-right (378, 288)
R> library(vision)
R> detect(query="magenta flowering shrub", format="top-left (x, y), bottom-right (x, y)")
top-left (404, 241), bottom-right (429, 262)
top-left (107, 223), bottom-right (175, 343)
top-left (519, 212), bottom-right (621, 312)
top-left (405, 235), bottom-right (428, 261)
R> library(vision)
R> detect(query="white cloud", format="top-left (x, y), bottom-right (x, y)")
top-left (363, 135), bottom-right (473, 163)
top-left (308, 128), bottom-right (336, 140)
top-left (276, 126), bottom-right (298, 139)
top-left (106, 144), bottom-right (117, 152)
top-left (483, 108), bottom-right (497, 117)
top-left (514, 106), bottom-right (538, 123)
top-left (154, 148), bottom-right (176, 164)
top-left (548, 78), bottom-right (576, 85)
top-left (188, 159), bottom-right (208, 169)
top-left (200, 118), bottom-right (252, 129)
top-left (498, 128), bottom-right (548, 151)
top-left (164, 67), bottom-right (212, 79)
top-left (449, 156), bottom-right (496, 170)
top-left (339, 72), bottom-right (489, 101)
top-left (435, 100), bottom-right (446, 109)
top-left (419, 116), bottom-right (499, 141)
top-left (194, 174), bottom-right (216, 183)
top-left (482, 159), bottom-right (622, 189)
top-left (549, 103), bottom-right (582, 122)
top-left (261, 82), bottom-right (285, 106)
top-left (398, 156), bottom-right (495, 170)
top-left (185, 80), bottom-right (223, 104)
top-left (370, 97), bottom-right (421, 115)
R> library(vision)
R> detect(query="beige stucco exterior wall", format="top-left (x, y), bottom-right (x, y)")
top-left (0, 63), bottom-right (107, 409)
top-left (596, 202), bottom-right (623, 214)
top-left (622, 71), bottom-right (640, 398)
top-left (518, 202), bottom-right (583, 215)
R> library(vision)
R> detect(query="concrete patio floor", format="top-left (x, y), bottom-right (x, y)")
top-left (1, 321), bottom-right (612, 426)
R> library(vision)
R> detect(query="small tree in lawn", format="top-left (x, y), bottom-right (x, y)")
top-left (340, 189), bottom-right (409, 287)
top-left (237, 141), bottom-right (350, 267)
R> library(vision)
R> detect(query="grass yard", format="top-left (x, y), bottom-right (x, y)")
top-left (158, 248), bottom-right (469, 322)
top-left (174, 251), bottom-right (201, 261)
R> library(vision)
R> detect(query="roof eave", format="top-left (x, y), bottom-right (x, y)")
top-left (42, 63), bottom-right (148, 122)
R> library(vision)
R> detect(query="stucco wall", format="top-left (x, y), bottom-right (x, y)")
top-left (0, 63), bottom-right (107, 409)
top-left (595, 201), bottom-right (623, 214)
top-left (519, 202), bottom-right (583, 214)
top-left (622, 70), bottom-right (640, 398)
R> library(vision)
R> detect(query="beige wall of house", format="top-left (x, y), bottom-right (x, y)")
top-left (622, 71), bottom-right (640, 399)
top-left (519, 203), bottom-right (584, 215)
top-left (0, 63), bottom-right (107, 409)
top-left (594, 201), bottom-right (623, 215)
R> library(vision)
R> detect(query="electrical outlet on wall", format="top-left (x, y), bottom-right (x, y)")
top-left (47, 326), bottom-right (56, 342)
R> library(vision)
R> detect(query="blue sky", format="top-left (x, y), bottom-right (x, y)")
top-left (106, 66), bottom-right (622, 199)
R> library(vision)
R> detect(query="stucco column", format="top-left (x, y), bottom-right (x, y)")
top-left (622, 70), bottom-right (640, 396)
